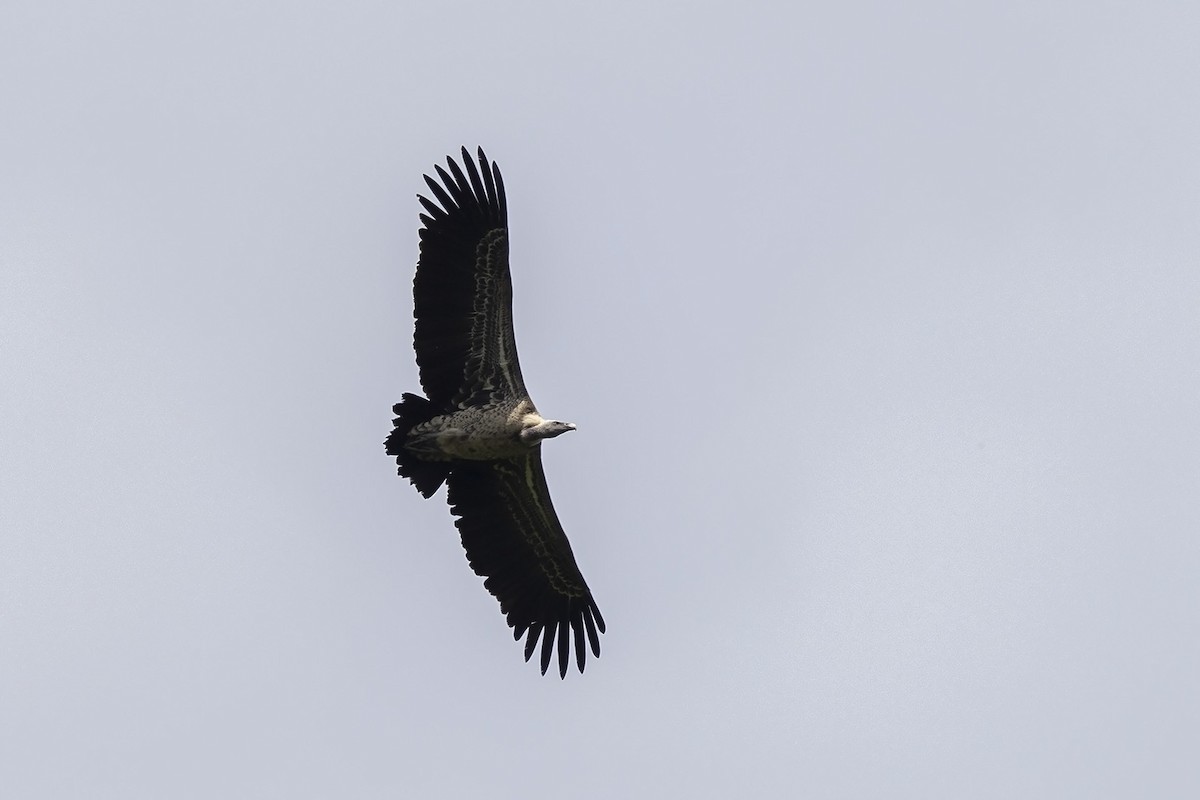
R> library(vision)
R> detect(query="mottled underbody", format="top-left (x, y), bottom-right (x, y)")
top-left (404, 399), bottom-right (574, 461)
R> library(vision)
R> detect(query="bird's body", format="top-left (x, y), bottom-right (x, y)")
top-left (403, 399), bottom-right (572, 461)
top-left (385, 147), bottom-right (604, 678)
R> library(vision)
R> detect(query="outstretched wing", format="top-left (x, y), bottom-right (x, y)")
top-left (412, 146), bottom-right (526, 407)
top-left (445, 451), bottom-right (605, 678)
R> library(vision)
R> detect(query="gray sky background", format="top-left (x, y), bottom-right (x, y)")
top-left (3, 2), bottom-right (1198, 797)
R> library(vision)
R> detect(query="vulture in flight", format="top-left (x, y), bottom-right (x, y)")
top-left (385, 147), bottom-right (605, 678)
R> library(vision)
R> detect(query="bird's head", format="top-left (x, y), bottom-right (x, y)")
top-left (520, 418), bottom-right (577, 443)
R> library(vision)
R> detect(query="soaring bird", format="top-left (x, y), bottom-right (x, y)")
top-left (385, 147), bottom-right (605, 678)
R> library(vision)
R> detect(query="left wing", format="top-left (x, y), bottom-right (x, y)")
top-left (412, 147), bottom-right (527, 408)
top-left (445, 451), bottom-right (605, 678)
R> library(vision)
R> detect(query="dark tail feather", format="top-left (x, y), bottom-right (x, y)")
top-left (385, 393), bottom-right (451, 498)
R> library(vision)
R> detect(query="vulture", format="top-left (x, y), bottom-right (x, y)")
top-left (385, 147), bottom-right (605, 678)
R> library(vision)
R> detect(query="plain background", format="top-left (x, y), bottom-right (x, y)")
top-left (3, 2), bottom-right (1198, 797)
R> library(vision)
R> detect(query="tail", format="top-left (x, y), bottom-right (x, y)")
top-left (385, 393), bottom-right (451, 498)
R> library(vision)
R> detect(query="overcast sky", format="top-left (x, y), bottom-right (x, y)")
top-left (3, 2), bottom-right (1199, 798)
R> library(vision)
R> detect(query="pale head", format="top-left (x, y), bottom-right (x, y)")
top-left (519, 418), bottom-right (577, 444)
